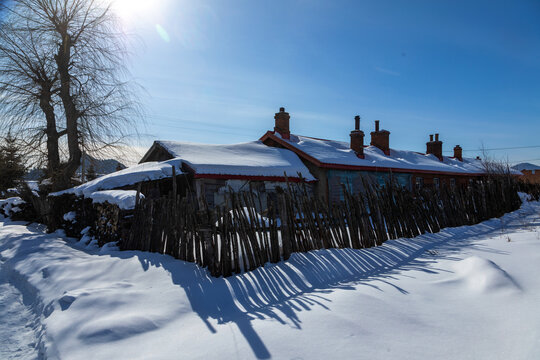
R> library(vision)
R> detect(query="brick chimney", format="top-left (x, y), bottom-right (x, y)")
top-left (426, 134), bottom-right (434, 155)
top-left (426, 133), bottom-right (443, 161)
top-left (274, 107), bottom-right (290, 140)
top-left (370, 120), bottom-right (390, 155)
top-left (453, 145), bottom-right (463, 161)
top-left (350, 115), bottom-right (365, 158)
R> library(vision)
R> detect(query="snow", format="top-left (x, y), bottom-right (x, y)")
top-left (157, 140), bottom-right (316, 181)
top-left (0, 267), bottom-right (40, 359)
top-left (50, 158), bottom-right (184, 198)
top-left (63, 211), bottom-right (77, 223)
top-left (25, 181), bottom-right (39, 191)
top-left (89, 190), bottom-right (144, 210)
top-left (446, 256), bottom-right (521, 293)
top-left (275, 133), bottom-right (488, 174)
top-left (0, 197), bottom-right (25, 217)
top-left (2, 199), bottom-right (540, 359)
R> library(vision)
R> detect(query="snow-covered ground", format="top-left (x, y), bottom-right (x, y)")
top-left (1, 197), bottom-right (540, 359)
top-left (0, 269), bottom-right (39, 359)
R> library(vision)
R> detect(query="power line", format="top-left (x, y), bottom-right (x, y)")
top-left (443, 145), bottom-right (540, 153)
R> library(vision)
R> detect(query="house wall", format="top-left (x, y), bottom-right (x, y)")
top-left (325, 169), bottom-right (481, 203)
top-left (195, 178), bottom-right (313, 210)
top-left (303, 161), bottom-right (328, 203)
top-left (411, 173), bottom-right (474, 189)
top-left (326, 170), bottom-right (412, 203)
top-left (519, 170), bottom-right (540, 184)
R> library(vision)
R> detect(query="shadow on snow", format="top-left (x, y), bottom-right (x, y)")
top-left (1, 205), bottom-right (538, 359)
top-left (112, 210), bottom-right (536, 359)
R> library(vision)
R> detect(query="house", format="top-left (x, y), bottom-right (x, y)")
top-left (512, 163), bottom-right (540, 184)
top-left (51, 108), bottom-right (523, 210)
top-left (261, 107), bottom-right (488, 203)
top-left (140, 140), bottom-right (316, 208)
top-left (52, 140), bottom-right (316, 211)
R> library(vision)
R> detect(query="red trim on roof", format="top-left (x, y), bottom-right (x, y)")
top-left (260, 131), bottom-right (485, 177)
top-left (193, 173), bottom-right (316, 183)
top-left (261, 131), bottom-right (324, 168)
top-left (318, 163), bottom-right (483, 177)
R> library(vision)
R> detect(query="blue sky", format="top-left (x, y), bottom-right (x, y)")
top-left (117, 0), bottom-right (540, 165)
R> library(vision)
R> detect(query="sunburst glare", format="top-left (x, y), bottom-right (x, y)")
top-left (111, 0), bottom-right (170, 24)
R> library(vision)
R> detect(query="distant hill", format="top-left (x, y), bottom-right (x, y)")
top-left (512, 163), bottom-right (540, 171)
top-left (77, 153), bottom-right (126, 177)
top-left (24, 168), bottom-right (45, 181)
top-left (25, 154), bottom-right (126, 181)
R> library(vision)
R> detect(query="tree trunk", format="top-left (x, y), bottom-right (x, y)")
top-left (55, 32), bottom-right (81, 188)
top-left (39, 88), bottom-right (60, 177)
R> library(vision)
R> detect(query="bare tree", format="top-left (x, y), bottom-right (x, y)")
top-left (0, 11), bottom-right (63, 179)
top-left (479, 144), bottom-right (513, 180)
top-left (0, 0), bottom-right (141, 190)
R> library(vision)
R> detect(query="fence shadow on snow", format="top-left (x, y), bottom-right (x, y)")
top-left (110, 199), bottom-right (539, 359)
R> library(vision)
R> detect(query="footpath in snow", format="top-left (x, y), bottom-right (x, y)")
top-left (1, 196), bottom-right (540, 359)
top-left (0, 267), bottom-right (39, 360)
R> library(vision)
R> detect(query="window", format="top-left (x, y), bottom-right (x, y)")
top-left (328, 176), bottom-right (342, 203)
top-left (415, 177), bottom-right (424, 190)
top-left (450, 178), bottom-right (456, 188)
top-left (434, 178), bottom-right (440, 188)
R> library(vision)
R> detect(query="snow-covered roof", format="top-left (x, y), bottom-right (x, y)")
top-left (156, 140), bottom-right (316, 181)
top-left (50, 158), bottom-right (184, 197)
top-left (264, 132), bottom-right (486, 175)
top-left (50, 140), bottom-right (316, 200)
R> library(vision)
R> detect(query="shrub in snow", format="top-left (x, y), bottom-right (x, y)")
top-left (0, 196), bottom-right (25, 217)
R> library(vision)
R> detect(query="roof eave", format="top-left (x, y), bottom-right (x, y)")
top-left (193, 173), bottom-right (317, 183)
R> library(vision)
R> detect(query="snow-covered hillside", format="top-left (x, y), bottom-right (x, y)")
top-left (1, 198), bottom-right (540, 359)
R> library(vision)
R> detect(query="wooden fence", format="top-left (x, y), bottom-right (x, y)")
top-left (121, 177), bottom-right (525, 277)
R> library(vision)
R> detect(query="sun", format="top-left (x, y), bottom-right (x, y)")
top-left (111, 0), bottom-right (158, 23)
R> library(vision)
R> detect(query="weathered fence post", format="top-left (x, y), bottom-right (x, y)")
top-left (120, 174), bottom-right (530, 278)
top-left (172, 165), bottom-right (177, 201)
top-left (277, 188), bottom-right (292, 261)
